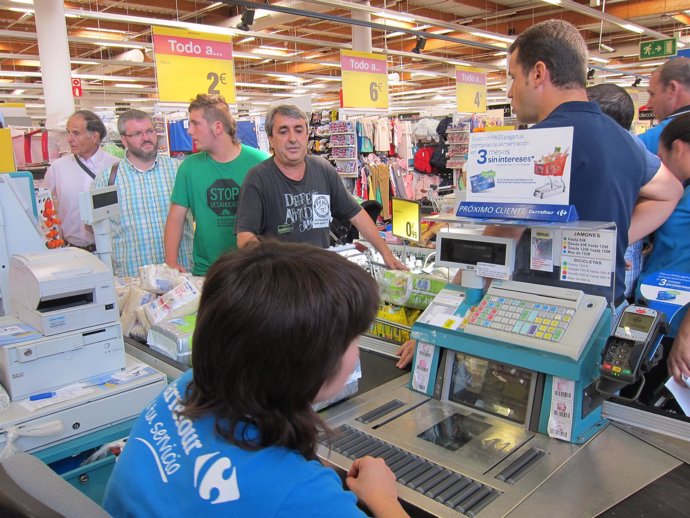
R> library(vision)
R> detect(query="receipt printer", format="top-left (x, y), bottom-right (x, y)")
top-left (0, 317), bottom-right (126, 401)
top-left (9, 248), bottom-right (118, 336)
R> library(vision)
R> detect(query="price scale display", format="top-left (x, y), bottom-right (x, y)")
top-left (152, 26), bottom-right (236, 104)
top-left (340, 50), bottom-right (388, 109)
top-left (456, 67), bottom-right (487, 113)
top-left (392, 198), bottom-right (421, 243)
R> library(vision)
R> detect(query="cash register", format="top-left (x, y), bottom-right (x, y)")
top-left (317, 224), bottom-right (683, 518)
top-left (0, 175), bottom-right (166, 503)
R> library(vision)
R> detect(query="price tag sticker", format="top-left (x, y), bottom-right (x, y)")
top-left (456, 66), bottom-right (487, 113)
top-left (340, 50), bottom-right (388, 109)
top-left (391, 198), bottom-right (421, 242)
top-left (152, 26), bottom-right (236, 103)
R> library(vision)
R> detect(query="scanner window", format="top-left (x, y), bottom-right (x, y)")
top-left (448, 353), bottom-right (532, 425)
top-left (418, 413), bottom-right (492, 451)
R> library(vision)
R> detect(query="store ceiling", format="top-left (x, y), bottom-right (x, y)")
top-left (0, 0), bottom-right (688, 122)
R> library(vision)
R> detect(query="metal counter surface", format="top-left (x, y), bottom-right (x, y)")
top-left (334, 347), bottom-right (690, 518)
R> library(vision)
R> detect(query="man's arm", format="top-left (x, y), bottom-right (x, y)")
top-left (349, 210), bottom-right (406, 270)
top-left (164, 203), bottom-right (189, 272)
top-left (237, 231), bottom-right (259, 248)
top-left (630, 164), bottom-right (683, 243)
top-left (669, 311), bottom-right (690, 383)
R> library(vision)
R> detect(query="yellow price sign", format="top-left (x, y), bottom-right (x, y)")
top-left (391, 198), bottom-right (421, 242)
top-left (340, 50), bottom-right (388, 109)
top-left (456, 67), bottom-right (487, 113)
top-left (0, 128), bottom-right (16, 173)
top-left (152, 26), bottom-right (236, 103)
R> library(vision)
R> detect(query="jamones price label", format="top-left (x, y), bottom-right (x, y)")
top-left (153, 26), bottom-right (236, 103)
top-left (340, 50), bottom-right (388, 109)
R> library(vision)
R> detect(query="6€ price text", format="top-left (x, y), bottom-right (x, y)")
top-left (341, 50), bottom-right (388, 109)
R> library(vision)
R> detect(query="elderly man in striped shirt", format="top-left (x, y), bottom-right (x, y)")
top-left (92, 109), bottom-right (193, 278)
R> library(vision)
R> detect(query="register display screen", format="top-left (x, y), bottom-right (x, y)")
top-left (619, 312), bottom-right (654, 334)
top-left (418, 413), bottom-right (491, 452)
top-left (439, 238), bottom-right (507, 267)
top-left (448, 352), bottom-right (532, 424)
top-left (92, 190), bottom-right (118, 209)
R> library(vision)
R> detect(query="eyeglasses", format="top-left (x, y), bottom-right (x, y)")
top-left (122, 128), bottom-right (157, 139)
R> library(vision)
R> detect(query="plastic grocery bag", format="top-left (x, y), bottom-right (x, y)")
top-left (379, 270), bottom-right (446, 309)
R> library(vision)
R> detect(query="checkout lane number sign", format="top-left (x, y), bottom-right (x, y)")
top-left (152, 26), bottom-right (236, 104)
top-left (392, 198), bottom-right (421, 243)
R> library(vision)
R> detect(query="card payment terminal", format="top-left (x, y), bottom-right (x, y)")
top-left (600, 305), bottom-right (665, 385)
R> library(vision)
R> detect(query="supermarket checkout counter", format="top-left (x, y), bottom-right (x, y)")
top-left (315, 228), bottom-right (690, 518)
top-left (124, 326), bottom-right (690, 518)
top-left (318, 322), bottom-right (690, 517)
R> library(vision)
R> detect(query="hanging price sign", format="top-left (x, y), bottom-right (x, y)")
top-left (152, 26), bottom-right (236, 103)
top-left (456, 67), bottom-right (487, 113)
top-left (340, 50), bottom-right (388, 109)
top-left (392, 198), bottom-right (421, 242)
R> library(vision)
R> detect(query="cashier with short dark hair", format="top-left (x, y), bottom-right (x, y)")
top-left (103, 241), bottom-right (409, 518)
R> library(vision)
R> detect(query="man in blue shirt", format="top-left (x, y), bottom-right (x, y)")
top-left (638, 57), bottom-right (690, 155)
top-left (507, 20), bottom-right (682, 306)
top-left (394, 21), bottom-right (684, 370)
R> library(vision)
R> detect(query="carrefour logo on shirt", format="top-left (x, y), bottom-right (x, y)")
top-left (194, 452), bottom-right (241, 504)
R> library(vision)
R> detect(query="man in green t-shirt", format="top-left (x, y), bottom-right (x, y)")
top-left (164, 94), bottom-right (269, 276)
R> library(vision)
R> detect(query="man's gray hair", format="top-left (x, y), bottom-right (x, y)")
top-left (117, 109), bottom-right (153, 135)
top-left (656, 57), bottom-right (690, 91)
top-left (72, 110), bottom-right (107, 142)
top-left (265, 105), bottom-right (308, 136)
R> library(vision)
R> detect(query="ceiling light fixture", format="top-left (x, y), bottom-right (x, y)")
top-left (470, 32), bottom-right (514, 44)
top-left (599, 43), bottom-right (615, 53)
top-left (589, 56), bottom-right (610, 64)
top-left (620, 23), bottom-right (645, 34)
top-left (375, 11), bottom-right (415, 23)
top-left (93, 41), bottom-right (146, 49)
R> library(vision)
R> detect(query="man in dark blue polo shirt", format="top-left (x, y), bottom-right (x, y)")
top-left (507, 19), bottom-right (682, 307)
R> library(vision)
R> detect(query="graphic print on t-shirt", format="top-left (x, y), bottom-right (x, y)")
top-left (194, 452), bottom-right (240, 504)
top-left (207, 179), bottom-right (241, 225)
top-left (283, 191), bottom-right (331, 233)
top-left (137, 381), bottom-right (241, 506)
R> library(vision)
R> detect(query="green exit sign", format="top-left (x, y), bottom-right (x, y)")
top-left (639, 38), bottom-right (677, 60)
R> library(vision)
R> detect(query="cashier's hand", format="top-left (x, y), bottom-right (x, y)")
top-left (166, 261), bottom-right (187, 273)
top-left (346, 456), bottom-right (409, 518)
top-left (668, 336), bottom-right (690, 384)
top-left (395, 340), bottom-right (416, 369)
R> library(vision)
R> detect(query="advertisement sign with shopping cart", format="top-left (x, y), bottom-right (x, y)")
top-left (465, 127), bottom-right (574, 205)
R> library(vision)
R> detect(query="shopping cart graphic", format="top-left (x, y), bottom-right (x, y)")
top-left (534, 147), bottom-right (569, 199)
